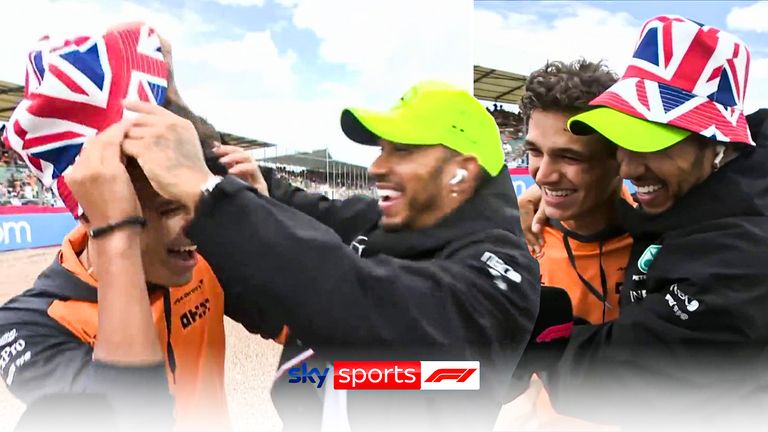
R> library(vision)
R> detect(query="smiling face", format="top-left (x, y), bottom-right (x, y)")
top-left (127, 162), bottom-right (198, 287)
top-left (526, 109), bottom-right (620, 227)
top-left (617, 135), bottom-right (717, 215)
top-left (368, 140), bottom-right (466, 231)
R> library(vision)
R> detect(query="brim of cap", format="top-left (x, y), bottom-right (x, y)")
top-left (567, 107), bottom-right (691, 153)
top-left (340, 107), bottom-right (438, 146)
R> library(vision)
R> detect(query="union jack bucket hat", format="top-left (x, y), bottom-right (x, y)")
top-left (568, 15), bottom-right (754, 152)
top-left (1, 23), bottom-right (168, 217)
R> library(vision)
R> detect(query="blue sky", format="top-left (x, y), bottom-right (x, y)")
top-left (126, 0), bottom-right (353, 99)
top-left (1, 1), bottom-right (764, 167)
top-left (475, 0), bottom-right (768, 113)
top-left (0, 0), bottom-right (472, 166)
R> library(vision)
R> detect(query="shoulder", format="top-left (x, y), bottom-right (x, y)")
top-left (445, 229), bottom-right (530, 257)
top-left (653, 216), bottom-right (768, 282)
top-left (441, 229), bottom-right (539, 283)
top-left (664, 216), bottom-right (768, 261)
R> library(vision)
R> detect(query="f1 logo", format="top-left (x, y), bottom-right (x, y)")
top-left (420, 361), bottom-right (479, 390)
top-left (424, 368), bottom-right (476, 383)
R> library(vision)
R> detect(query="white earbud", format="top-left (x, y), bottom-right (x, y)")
top-left (449, 168), bottom-right (468, 185)
top-left (713, 144), bottom-right (726, 171)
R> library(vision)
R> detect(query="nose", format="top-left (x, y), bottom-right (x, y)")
top-left (179, 209), bottom-right (195, 233)
top-left (534, 155), bottom-right (560, 186)
top-left (368, 151), bottom-right (389, 179)
top-left (617, 148), bottom-right (645, 180)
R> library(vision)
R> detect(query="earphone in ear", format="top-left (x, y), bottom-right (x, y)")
top-left (448, 168), bottom-right (468, 185)
top-left (713, 144), bottom-right (726, 171)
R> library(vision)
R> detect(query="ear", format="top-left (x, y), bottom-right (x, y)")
top-left (448, 155), bottom-right (483, 197)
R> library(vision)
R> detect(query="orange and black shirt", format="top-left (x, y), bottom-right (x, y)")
top-left (0, 225), bottom-right (229, 431)
top-left (536, 190), bottom-right (634, 324)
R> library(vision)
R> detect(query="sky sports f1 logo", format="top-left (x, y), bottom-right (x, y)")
top-left (288, 361), bottom-right (479, 390)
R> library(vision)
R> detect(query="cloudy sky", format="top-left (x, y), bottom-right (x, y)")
top-left (475, 1), bottom-right (768, 114)
top-left (2, 1), bottom-right (764, 168)
top-left (0, 0), bottom-right (471, 166)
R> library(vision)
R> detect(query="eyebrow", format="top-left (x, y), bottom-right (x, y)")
top-left (524, 139), bottom-right (589, 159)
top-left (156, 198), bottom-right (181, 208)
top-left (552, 148), bottom-right (589, 159)
top-left (523, 140), bottom-right (540, 151)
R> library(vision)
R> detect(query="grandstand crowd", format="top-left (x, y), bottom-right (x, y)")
top-left (488, 104), bottom-right (528, 167)
top-left (0, 148), bottom-right (60, 206)
top-left (0, 145), bottom-right (381, 206)
top-left (0, 124), bottom-right (522, 206)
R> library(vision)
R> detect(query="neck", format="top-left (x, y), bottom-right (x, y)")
top-left (560, 193), bottom-right (619, 236)
top-left (414, 194), bottom-right (469, 230)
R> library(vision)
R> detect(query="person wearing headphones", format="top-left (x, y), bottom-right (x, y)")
top-left (84, 80), bottom-right (542, 431)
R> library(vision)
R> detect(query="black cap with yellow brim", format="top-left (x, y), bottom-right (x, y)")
top-left (340, 80), bottom-right (504, 175)
top-left (567, 107), bottom-right (692, 153)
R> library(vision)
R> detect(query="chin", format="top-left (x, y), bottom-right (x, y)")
top-left (544, 208), bottom-right (571, 222)
top-left (639, 204), bottom-right (673, 215)
top-left (149, 272), bottom-right (194, 288)
top-left (379, 217), bottom-right (405, 232)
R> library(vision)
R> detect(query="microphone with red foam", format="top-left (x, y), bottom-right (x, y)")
top-left (531, 286), bottom-right (574, 344)
top-left (506, 286), bottom-right (574, 401)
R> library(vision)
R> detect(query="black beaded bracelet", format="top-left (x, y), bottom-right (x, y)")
top-left (88, 216), bottom-right (147, 239)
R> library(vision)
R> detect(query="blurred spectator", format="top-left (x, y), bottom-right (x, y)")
top-left (496, 108), bottom-right (527, 168)
top-left (0, 146), bottom-right (62, 206)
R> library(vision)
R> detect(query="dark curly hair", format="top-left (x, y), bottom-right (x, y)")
top-left (520, 59), bottom-right (618, 128)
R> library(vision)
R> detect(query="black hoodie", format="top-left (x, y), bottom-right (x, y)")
top-left (544, 110), bottom-right (768, 430)
top-left (185, 170), bottom-right (540, 432)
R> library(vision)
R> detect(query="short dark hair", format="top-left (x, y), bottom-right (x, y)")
top-left (520, 59), bottom-right (618, 128)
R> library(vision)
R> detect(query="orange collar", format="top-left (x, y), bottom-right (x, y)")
top-left (59, 224), bottom-right (98, 287)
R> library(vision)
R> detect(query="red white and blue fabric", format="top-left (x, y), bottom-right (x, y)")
top-left (591, 15), bottom-right (754, 146)
top-left (1, 23), bottom-right (168, 217)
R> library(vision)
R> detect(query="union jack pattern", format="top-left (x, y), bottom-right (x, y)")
top-left (2, 23), bottom-right (168, 217)
top-left (591, 15), bottom-right (754, 146)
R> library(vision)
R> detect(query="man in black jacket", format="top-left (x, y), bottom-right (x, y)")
top-left (524, 15), bottom-right (768, 430)
top-left (116, 80), bottom-right (540, 431)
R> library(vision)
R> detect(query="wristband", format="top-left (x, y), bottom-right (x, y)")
top-left (88, 216), bottom-right (147, 239)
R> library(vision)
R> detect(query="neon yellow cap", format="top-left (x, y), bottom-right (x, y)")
top-left (568, 107), bottom-right (691, 152)
top-left (341, 80), bottom-right (504, 174)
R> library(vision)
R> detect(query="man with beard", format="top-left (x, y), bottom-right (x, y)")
top-left (119, 80), bottom-right (541, 431)
top-left (519, 15), bottom-right (768, 431)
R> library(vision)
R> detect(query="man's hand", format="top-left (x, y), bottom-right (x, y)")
top-left (518, 184), bottom-right (547, 255)
top-left (213, 145), bottom-right (269, 196)
top-left (122, 100), bottom-right (212, 211)
top-left (66, 120), bottom-right (141, 226)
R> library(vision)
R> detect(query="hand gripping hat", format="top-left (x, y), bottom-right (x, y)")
top-left (568, 15), bottom-right (754, 152)
top-left (340, 80), bottom-right (505, 175)
top-left (1, 23), bottom-right (169, 218)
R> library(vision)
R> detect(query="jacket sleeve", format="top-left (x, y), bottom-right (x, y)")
top-left (261, 166), bottom-right (380, 240)
top-left (187, 176), bottom-right (540, 352)
top-left (543, 228), bottom-right (768, 423)
top-left (0, 299), bottom-right (173, 429)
